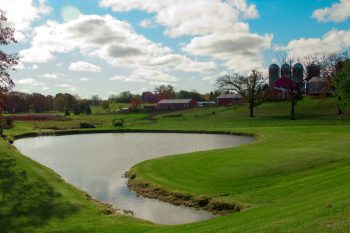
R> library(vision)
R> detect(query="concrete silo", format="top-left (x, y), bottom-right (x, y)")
top-left (293, 63), bottom-right (305, 94)
top-left (306, 64), bottom-right (321, 80)
top-left (281, 63), bottom-right (291, 78)
top-left (269, 64), bottom-right (280, 87)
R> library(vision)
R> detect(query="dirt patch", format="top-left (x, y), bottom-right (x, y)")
top-left (126, 170), bottom-right (243, 215)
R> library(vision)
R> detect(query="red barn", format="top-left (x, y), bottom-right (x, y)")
top-left (216, 94), bottom-right (243, 106)
top-left (157, 99), bottom-right (197, 110)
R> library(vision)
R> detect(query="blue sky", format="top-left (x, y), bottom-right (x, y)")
top-left (1, 0), bottom-right (349, 99)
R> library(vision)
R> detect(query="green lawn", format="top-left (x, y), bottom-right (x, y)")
top-left (1, 97), bottom-right (350, 232)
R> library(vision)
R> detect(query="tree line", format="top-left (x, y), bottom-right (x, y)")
top-left (3, 92), bottom-right (91, 115)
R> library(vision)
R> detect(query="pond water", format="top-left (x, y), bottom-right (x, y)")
top-left (14, 132), bottom-right (253, 225)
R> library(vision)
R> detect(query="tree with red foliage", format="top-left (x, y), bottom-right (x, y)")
top-left (130, 97), bottom-right (141, 110)
top-left (0, 9), bottom-right (18, 134)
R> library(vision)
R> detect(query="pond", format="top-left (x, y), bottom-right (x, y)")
top-left (14, 132), bottom-right (253, 225)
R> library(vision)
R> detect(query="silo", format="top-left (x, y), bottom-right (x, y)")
top-left (306, 64), bottom-right (321, 80)
top-left (293, 63), bottom-right (305, 94)
top-left (269, 64), bottom-right (280, 87)
top-left (281, 63), bottom-right (291, 78)
top-left (292, 63), bottom-right (304, 82)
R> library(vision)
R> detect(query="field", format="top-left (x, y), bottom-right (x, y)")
top-left (1, 97), bottom-right (350, 232)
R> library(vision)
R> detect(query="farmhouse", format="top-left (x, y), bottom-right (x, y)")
top-left (216, 93), bottom-right (243, 106)
top-left (157, 99), bottom-right (197, 110)
top-left (307, 77), bottom-right (331, 95)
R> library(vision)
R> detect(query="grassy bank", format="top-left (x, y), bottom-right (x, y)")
top-left (1, 97), bottom-right (350, 232)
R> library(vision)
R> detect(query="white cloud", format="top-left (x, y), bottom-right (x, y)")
top-left (139, 18), bottom-right (156, 28)
top-left (39, 73), bottom-right (64, 79)
top-left (109, 75), bottom-right (127, 81)
top-left (56, 83), bottom-right (78, 92)
top-left (99, 0), bottom-right (258, 37)
top-left (80, 77), bottom-right (92, 81)
top-left (184, 32), bottom-right (272, 73)
top-left (312, 0), bottom-right (350, 23)
top-left (109, 69), bottom-right (179, 83)
top-left (0, 0), bottom-right (51, 41)
top-left (275, 29), bottom-right (350, 58)
top-left (15, 78), bottom-right (38, 85)
top-left (30, 64), bottom-right (39, 70)
top-left (69, 61), bottom-right (102, 72)
top-left (202, 76), bottom-right (216, 84)
top-left (14, 78), bottom-right (49, 90)
top-left (20, 14), bottom-right (215, 74)
top-left (99, 0), bottom-right (270, 73)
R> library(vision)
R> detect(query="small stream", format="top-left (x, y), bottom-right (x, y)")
top-left (14, 132), bottom-right (253, 225)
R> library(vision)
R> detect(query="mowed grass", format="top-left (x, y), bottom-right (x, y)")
top-left (1, 97), bottom-right (350, 232)
top-left (132, 125), bottom-right (350, 232)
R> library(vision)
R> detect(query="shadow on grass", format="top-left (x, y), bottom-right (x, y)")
top-left (0, 156), bottom-right (80, 233)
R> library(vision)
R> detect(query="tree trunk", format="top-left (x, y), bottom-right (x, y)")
top-left (290, 97), bottom-right (295, 120)
top-left (249, 103), bottom-right (254, 117)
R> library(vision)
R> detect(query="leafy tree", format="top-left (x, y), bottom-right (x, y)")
top-left (154, 85), bottom-right (175, 100)
top-left (0, 10), bottom-right (17, 91)
top-left (91, 95), bottom-right (101, 105)
top-left (333, 60), bottom-right (350, 119)
top-left (108, 94), bottom-right (118, 103)
top-left (118, 91), bottom-right (133, 103)
top-left (0, 10), bottom-right (18, 134)
top-left (53, 93), bottom-right (78, 112)
top-left (3, 91), bottom-right (31, 113)
top-left (101, 101), bottom-right (109, 109)
top-left (85, 105), bottom-right (92, 115)
top-left (176, 90), bottom-right (203, 101)
top-left (217, 70), bottom-right (265, 117)
top-left (31, 93), bottom-right (50, 113)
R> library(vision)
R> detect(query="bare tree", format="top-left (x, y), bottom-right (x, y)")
top-left (276, 53), bottom-right (306, 120)
top-left (217, 70), bottom-right (265, 117)
top-left (276, 52), bottom-right (349, 120)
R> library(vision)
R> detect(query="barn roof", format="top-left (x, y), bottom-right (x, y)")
top-left (157, 99), bottom-right (194, 104)
top-left (216, 93), bottom-right (243, 99)
top-left (308, 77), bottom-right (330, 83)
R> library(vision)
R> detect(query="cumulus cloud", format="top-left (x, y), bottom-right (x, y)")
top-left (202, 76), bottom-right (216, 84)
top-left (14, 78), bottom-right (49, 90)
top-left (56, 83), bottom-right (78, 92)
top-left (20, 14), bottom-right (214, 76)
top-left (80, 77), bottom-right (92, 81)
top-left (39, 73), bottom-right (64, 79)
top-left (0, 0), bottom-right (51, 41)
top-left (30, 64), bottom-right (39, 70)
top-left (69, 61), bottom-right (102, 72)
top-left (312, 0), bottom-right (350, 23)
top-left (99, 0), bottom-right (270, 73)
top-left (275, 29), bottom-right (350, 57)
top-left (109, 69), bottom-right (178, 83)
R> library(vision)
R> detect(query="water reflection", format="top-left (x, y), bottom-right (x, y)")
top-left (14, 133), bottom-right (253, 225)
